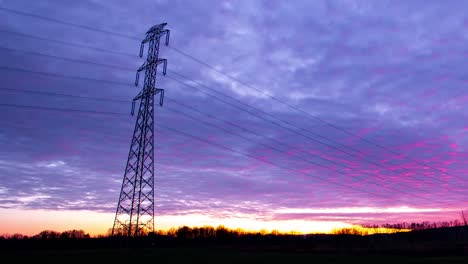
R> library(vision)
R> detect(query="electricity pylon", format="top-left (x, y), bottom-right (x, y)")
top-left (112, 23), bottom-right (170, 236)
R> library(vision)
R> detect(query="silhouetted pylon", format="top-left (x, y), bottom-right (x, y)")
top-left (112, 23), bottom-right (170, 236)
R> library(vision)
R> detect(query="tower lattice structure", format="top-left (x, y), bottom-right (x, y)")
top-left (112, 23), bottom-right (170, 236)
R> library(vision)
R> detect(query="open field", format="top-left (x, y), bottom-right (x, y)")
top-left (2, 227), bottom-right (466, 263)
top-left (3, 247), bottom-right (467, 263)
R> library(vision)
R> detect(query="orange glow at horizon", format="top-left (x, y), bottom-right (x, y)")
top-left (0, 207), bottom-right (450, 236)
top-left (0, 208), bottom-right (353, 236)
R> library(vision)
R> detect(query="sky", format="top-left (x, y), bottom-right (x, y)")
top-left (0, 0), bottom-right (467, 236)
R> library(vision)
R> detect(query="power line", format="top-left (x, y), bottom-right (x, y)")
top-left (0, 87), bottom-right (129, 103)
top-left (163, 32), bottom-right (468, 185)
top-left (0, 6), bottom-right (140, 40)
top-left (0, 29), bottom-right (458, 188)
top-left (2, 98), bottom-right (460, 208)
top-left (165, 73), bottom-right (465, 186)
top-left (0, 45), bottom-right (384, 166)
top-left (0, 46), bottom-right (406, 154)
top-left (0, 103), bottom-right (127, 116)
top-left (0, 47), bottom-right (462, 188)
top-left (2, 85), bottom-right (465, 202)
top-left (0, 121), bottom-right (130, 142)
top-left (4, 85), bottom-right (463, 192)
top-left (0, 8), bottom-right (461, 187)
top-left (163, 106), bottom-right (465, 205)
top-left (1, 43), bottom-right (463, 189)
top-left (166, 98), bottom-right (468, 193)
top-left (0, 65), bottom-right (131, 86)
top-left (168, 47), bottom-right (467, 184)
top-left (0, 6), bottom-right (464, 181)
top-left (0, 28), bottom-right (136, 58)
top-left (1, 4), bottom-right (464, 182)
top-left (0, 29), bottom-right (461, 188)
top-left (0, 46), bottom-right (134, 71)
top-left (158, 123), bottom-right (463, 208)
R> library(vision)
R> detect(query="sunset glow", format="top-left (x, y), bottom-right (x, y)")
top-left (0, 207), bottom-right (459, 236)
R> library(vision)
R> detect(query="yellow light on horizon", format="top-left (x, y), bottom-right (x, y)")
top-left (0, 208), bottom-right (418, 237)
top-left (0, 208), bottom-right (355, 236)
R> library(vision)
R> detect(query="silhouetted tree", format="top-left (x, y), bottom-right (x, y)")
top-left (271, 229), bottom-right (280, 236)
top-left (10, 233), bottom-right (25, 240)
top-left (35, 230), bottom-right (60, 239)
top-left (176, 226), bottom-right (193, 239)
top-left (167, 227), bottom-right (177, 237)
top-left (215, 225), bottom-right (230, 239)
top-left (60, 229), bottom-right (88, 239)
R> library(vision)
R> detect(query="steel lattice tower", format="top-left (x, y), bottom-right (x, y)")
top-left (112, 23), bottom-right (170, 236)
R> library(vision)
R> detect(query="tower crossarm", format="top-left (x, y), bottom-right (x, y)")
top-left (134, 58), bottom-right (167, 86)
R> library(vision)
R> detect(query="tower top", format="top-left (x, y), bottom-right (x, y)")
top-left (146, 23), bottom-right (167, 34)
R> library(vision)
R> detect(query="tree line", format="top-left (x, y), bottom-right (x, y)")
top-left (1, 217), bottom-right (467, 240)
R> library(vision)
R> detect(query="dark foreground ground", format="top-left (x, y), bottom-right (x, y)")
top-left (3, 247), bottom-right (467, 263)
top-left (2, 226), bottom-right (467, 263)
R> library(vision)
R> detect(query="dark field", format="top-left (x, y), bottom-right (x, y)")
top-left (3, 247), bottom-right (467, 263)
top-left (2, 226), bottom-right (467, 263)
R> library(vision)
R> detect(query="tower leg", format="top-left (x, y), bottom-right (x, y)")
top-left (112, 94), bottom-right (154, 236)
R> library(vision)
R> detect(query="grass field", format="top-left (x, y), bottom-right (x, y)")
top-left (5, 247), bottom-right (468, 263)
